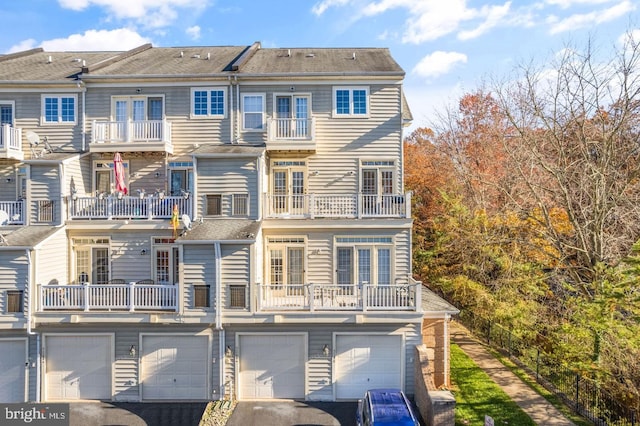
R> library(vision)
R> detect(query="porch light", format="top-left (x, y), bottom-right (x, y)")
top-left (183, 190), bottom-right (190, 199)
top-left (129, 345), bottom-right (137, 357)
top-left (157, 190), bottom-right (165, 200)
top-left (6, 177), bottom-right (12, 182)
top-left (323, 344), bottom-right (330, 357)
top-left (225, 345), bottom-right (233, 358)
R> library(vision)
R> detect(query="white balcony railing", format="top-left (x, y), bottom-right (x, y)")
top-left (68, 195), bottom-right (192, 220)
top-left (0, 124), bottom-right (23, 158)
top-left (0, 200), bottom-right (26, 225)
top-left (267, 117), bottom-right (315, 141)
top-left (38, 283), bottom-right (177, 312)
top-left (264, 193), bottom-right (410, 219)
top-left (258, 283), bottom-right (420, 311)
top-left (91, 119), bottom-right (172, 144)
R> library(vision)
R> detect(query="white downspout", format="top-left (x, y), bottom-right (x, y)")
top-left (26, 249), bottom-right (41, 402)
top-left (235, 76), bottom-right (240, 143)
top-left (228, 76), bottom-right (234, 144)
top-left (214, 241), bottom-right (224, 398)
top-left (444, 313), bottom-right (450, 387)
top-left (78, 80), bottom-right (86, 151)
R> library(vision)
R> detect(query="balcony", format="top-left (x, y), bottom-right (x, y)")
top-left (266, 117), bottom-right (316, 151)
top-left (0, 124), bottom-right (23, 160)
top-left (68, 194), bottom-right (192, 220)
top-left (38, 283), bottom-right (177, 312)
top-left (90, 119), bottom-right (173, 153)
top-left (258, 283), bottom-right (420, 312)
top-left (264, 193), bottom-right (411, 219)
top-left (0, 200), bottom-right (26, 225)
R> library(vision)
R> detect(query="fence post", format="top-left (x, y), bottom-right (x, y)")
top-left (575, 374), bottom-right (580, 410)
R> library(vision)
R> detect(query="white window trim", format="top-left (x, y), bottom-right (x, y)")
top-left (360, 159), bottom-right (397, 194)
top-left (241, 93), bottom-right (266, 132)
top-left (265, 236), bottom-right (308, 286)
top-left (190, 87), bottom-right (227, 119)
top-left (93, 160), bottom-right (129, 194)
top-left (0, 100), bottom-right (15, 123)
top-left (110, 95), bottom-right (166, 121)
top-left (334, 236), bottom-right (395, 285)
top-left (41, 94), bottom-right (78, 125)
top-left (332, 86), bottom-right (370, 118)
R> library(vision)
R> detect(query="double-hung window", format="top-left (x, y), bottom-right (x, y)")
top-left (335, 236), bottom-right (394, 286)
top-left (42, 95), bottom-right (77, 124)
top-left (191, 88), bottom-right (226, 118)
top-left (333, 87), bottom-right (369, 117)
top-left (242, 93), bottom-right (265, 131)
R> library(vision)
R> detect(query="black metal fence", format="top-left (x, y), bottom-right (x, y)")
top-left (457, 311), bottom-right (637, 426)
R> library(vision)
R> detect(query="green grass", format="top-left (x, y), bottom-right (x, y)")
top-left (450, 343), bottom-right (536, 426)
top-left (486, 348), bottom-right (591, 426)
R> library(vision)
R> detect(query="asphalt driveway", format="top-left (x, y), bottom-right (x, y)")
top-left (226, 400), bottom-right (358, 426)
top-left (69, 401), bottom-right (208, 426)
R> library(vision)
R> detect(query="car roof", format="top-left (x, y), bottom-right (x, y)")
top-left (366, 388), bottom-right (416, 425)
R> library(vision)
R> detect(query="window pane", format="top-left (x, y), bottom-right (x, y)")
top-left (115, 100), bottom-right (127, 122)
top-left (336, 90), bottom-right (350, 114)
top-left (148, 98), bottom-right (163, 120)
top-left (211, 90), bottom-right (224, 115)
top-left (76, 249), bottom-right (90, 284)
top-left (0, 105), bottom-right (12, 125)
top-left (61, 97), bottom-right (75, 122)
top-left (156, 249), bottom-right (170, 284)
top-left (194, 91), bottom-right (207, 115)
top-left (229, 285), bottom-right (246, 308)
top-left (206, 195), bottom-right (222, 216)
top-left (94, 248), bottom-right (109, 285)
top-left (381, 170), bottom-right (393, 194)
top-left (7, 291), bottom-right (23, 313)
top-left (132, 100), bottom-right (145, 121)
top-left (337, 247), bottom-right (352, 285)
top-left (270, 249), bottom-right (284, 286)
top-left (45, 98), bottom-right (58, 122)
top-left (378, 248), bottom-right (391, 285)
top-left (194, 285), bottom-right (210, 307)
top-left (287, 247), bottom-right (304, 285)
top-left (233, 194), bottom-right (248, 216)
top-left (244, 95), bottom-right (263, 129)
top-left (353, 90), bottom-right (367, 114)
top-left (358, 248), bottom-right (371, 285)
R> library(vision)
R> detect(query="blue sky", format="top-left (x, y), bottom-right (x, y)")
top-left (1, 0), bottom-right (638, 132)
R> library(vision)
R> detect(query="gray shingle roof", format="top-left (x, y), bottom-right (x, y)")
top-left (236, 47), bottom-right (405, 76)
top-left (0, 50), bottom-right (122, 81)
top-left (421, 286), bottom-right (460, 314)
top-left (85, 46), bottom-right (249, 77)
top-left (0, 225), bottom-right (60, 248)
top-left (177, 219), bottom-right (260, 242)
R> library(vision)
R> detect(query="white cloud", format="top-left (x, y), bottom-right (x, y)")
top-left (311, 0), bottom-right (350, 16)
top-left (547, 0), bottom-right (635, 34)
top-left (412, 51), bottom-right (468, 78)
top-left (186, 25), bottom-right (201, 40)
top-left (7, 39), bottom-right (38, 54)
top-left (38, 28), bottom-right (151, 51)
top-left (458, 2), bottom-right (512, 40)
top-left (545, 0), bottom-right (617, 9)
top-left (58, 0), bottom-right (208, 28)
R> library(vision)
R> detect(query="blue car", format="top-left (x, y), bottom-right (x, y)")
top-left (356, 388), bottom-right (421, 426)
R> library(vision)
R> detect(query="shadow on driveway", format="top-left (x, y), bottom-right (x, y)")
top-left (226, 400), bottom-right (358, 426)
top-left (70, 401), bottom-right (208, 426)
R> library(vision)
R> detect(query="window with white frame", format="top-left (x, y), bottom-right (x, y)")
top-left (361, 160), bottom-right (395, 214)
top-left (333, 87), bottom-right (369, 117)
top-left (169, 162), bottom-right (193, 197)
top-left (191, 87), bottom-right (226, 118)
top-left (94, 160), bottom-right (129, 195)
top-left (242, 93), bottom-right (265, 130)
top-left (232, 194), bottom-right (249, 216)
top-left (42, 95), bottom-right (77, 124)
top-left (335, 236), bottom-right (394, 286)
top-left (266, 237), bottom-right (306, 292)
top-left (72, 238), bottom-right (111, 284)
top-left (153, 237), bottom-right (178, 285)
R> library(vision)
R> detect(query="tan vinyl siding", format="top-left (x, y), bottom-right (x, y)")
top-left (0, 251), bottom-right (28, 319)
top-left (34, 228), bottom-right (67, 286)
top-left (183, 245), bottom-right (216, 312)
top-left (220, 245), bottom-right (249, 310)
top-left (196, 158), bottom-right (258, 219)
top-left (29, 165), bottom-right (61, 224)
top-left (84, 86), bottom-right (231, 156)
top-left (0, 160), bottom-right (17, 199)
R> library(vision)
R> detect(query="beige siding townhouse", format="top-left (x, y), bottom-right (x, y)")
top-left (0, 42), bottom-right (457, 403)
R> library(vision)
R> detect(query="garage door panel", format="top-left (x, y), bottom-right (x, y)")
top-left (336, 335), bottom-right (402, 399)
top-left (0, 340), bottom-right (27, 403)
top-left (141, 335), bottom-right (209, 400)
top-left (45, 336), bottom-right (111, 401)
top-left (239, 335), bottom-right (305, 400)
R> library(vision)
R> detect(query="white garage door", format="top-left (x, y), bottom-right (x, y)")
top-left (238, 334), bottom-right (305, 399)
top-left (0, 339), bottom-right (27, 402)
top-left (141, 335), bottom-right (209, 400)
top-left (335, 334), bottom-right (403, 399)
top-left (45, 335), bottom-right (112, 400)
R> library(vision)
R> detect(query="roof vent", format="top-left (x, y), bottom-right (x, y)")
top-left (352, 52), bottom-right (356, 60)
top-left (47, 55), bottom-right (52, 64)
top-left (180, 51), bottom-right (184, 58)
top-left (206, 52), bottom-right (210, 60)
top-left (192, 54), bottom-right (200, 59)
top-left (305, 53), bottom-right (315, 58)
top-left (287, 49), bottom-right (291, 57)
